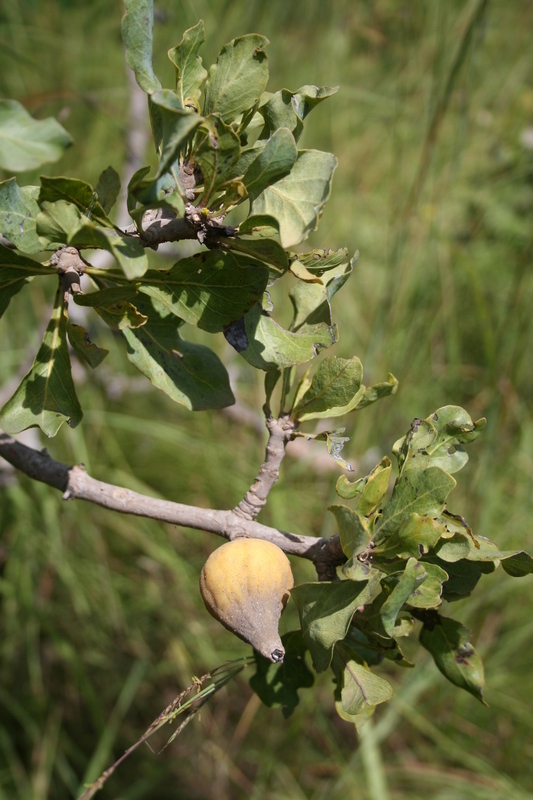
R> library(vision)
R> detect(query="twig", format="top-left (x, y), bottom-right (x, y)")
top-left (0, 430), bottom-right (344, 579)
top-left (233, 414), bottom-right (294, 521)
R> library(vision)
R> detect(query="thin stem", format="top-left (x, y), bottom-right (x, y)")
top-left (233, 414), bottom-right (294, 521)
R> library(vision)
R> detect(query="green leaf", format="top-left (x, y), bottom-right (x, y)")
top-left (375, 467), bottom-right (456, 541)
top-left (168, 21), bottom-right (208, 110)
top-left (357, 458), bottom-right (392, 516)
top-left (138, 250), bottom-right (268, 333)
top-left (249, 630), bottom-right (314, 718)
top-left (291, 576), bottom-right (382, 673)
top-left (380, 558), bottom-right (427, 636)
top-left (501, 551), bottom-right (533, 577)
top-left (127, 167), bottom-right (185, 224)
top-left (373, 513), bottom-right (447, 560)
top-left (328, 504), bottom-right (371, 558)
top-left (243, 127), bottom-right (298, 202)
top-left (292, 355), bottom-right (363, 422)
top-left (434, 558), bottom-right (487, 602)
top-left (0, 178), bottom-right (41, 253)
top-left (0, 290), bottom-right (82, 436)
top-left (0, 99), bottom-right (72, 172)
top-left (407, 562), bottom-right (448, 609)
top-left (122, 0), bottom-right (162, 94)
top-left (251, 149), bottom-right (337, 248)
top-left (39, 176), bottom-right (112, 228)
top-left (194, 115), bottom-right (241, 202)
top-left (342, 560), bottom-right (381, 583)
top-left (353, 374), bottom-right (399, 411)
top-left (224, 303), bottom-right (337, 371)
top-left (217, 235), bottom-right (288, 276)
top-left (67, 322), bottom-right (109, 368)
top-left (203, 34), bottom-right (269, 123)
top-left (260, 85), bottom-right (338, 142)
top-left (36, 199), bottom-right (82, 247)
top-left (418, 612), bottom-right (486, 704)
top-left (289, 251), bottom-right (354, 331)
top-left (122, 294), bottom-right (234, 410)
top-left (74, 285), bottom-right (148, 331)
top-left (394, 406), bottom-right (486, 476)
top-left (334, 643), bottom-right (393, 716)
top-left (0, 244), bottom-right (53, 318)
top-left (95, 167), bottom-right (121, 215)
top-left (238, 213), bottom-right (280, 237)
top-left (69, 217), bottom-right (149, 280)
top-left (150, 90), bottom-right (204, 177)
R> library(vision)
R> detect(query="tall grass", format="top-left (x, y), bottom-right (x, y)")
top-left (1, 0), bottom-right (532, 797)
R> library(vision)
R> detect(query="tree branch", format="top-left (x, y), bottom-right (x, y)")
top-left (233, 414), bottom-right (294, 521)
top-left (0, 431), bottom-right (344, 580)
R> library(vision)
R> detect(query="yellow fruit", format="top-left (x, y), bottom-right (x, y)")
top-left (200, 538), bottom-right (294, 663)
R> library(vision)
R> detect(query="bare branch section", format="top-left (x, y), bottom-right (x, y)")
top-left (234, 415), bottom-right (294, 521)
top-left (0, 431), bottom-right (344, 579)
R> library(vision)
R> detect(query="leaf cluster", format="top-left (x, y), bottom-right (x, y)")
top-left (254, 406), bottom-right (533, 727)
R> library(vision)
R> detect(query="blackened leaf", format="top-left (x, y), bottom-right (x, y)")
top-left (418, 612), bottom-right (487, 704)
top-left (291, 576), bottom-right (382, 673)
top-left (67, 322), bottom-right (109, 368)
top-left (122, 296), bottom-right (234, 410)
top-left (0, 178), bottom-right (41, 253)
top-left (328, 504), bottom-right (371, 558)
top-left (0, 99), bottom-right (72, 172)
top-left (293, 355), bottom-right (363, 422)
top-left (168, 21), bottom-right (208, 110)
top-left (139, 250), bottom-right (268, 332)
top-left (122, 0), bottom-right (162, 94)
top-left (249, 630), bottom-right (314, 718)
top-left (251, 149), bottom-right (337, 248)
top-left (0, 290), bottom-right (82, 436)
top-left (95, 167), bottom-right (121, 215)
top-left (203, 34), bottom-right (269, 123)
top-left (224, 303), bottom-right (337, 370)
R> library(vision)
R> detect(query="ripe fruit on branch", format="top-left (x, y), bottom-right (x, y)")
top-left (200, 538), bottom-right (294, 663)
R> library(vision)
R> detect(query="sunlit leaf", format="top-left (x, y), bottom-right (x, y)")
top-left (39, 176), bottom-right (112, 228)
top-left (139, 250), bottom-right (268, 332)
top-left (242, 127), bottom-right (297, 202)
top-left (0, 178), bottom-right (41, 253)
top-left (203, 34), bottom-right (269, 123)
top-left (293, 355), bottom-right (363, 422)
top-left (224, 303), bottom-right (337, 370)
top-left (251, 149), bottom-right (337, 248)
top-left (122, 0), bottom-right (162, 94)
top-left (329, 504), bottom-right (371, 558)
top-left (122, 295), bottom-right (234, 410)
top-left (0, 290), bottom-right (82, 436)
top-left (168, 21), bottom-right (207, 110)
top-left (380, 558), bottom-right (427, 636)
top-left (0, 99), bottom-right (72, 172)
top-left (150, 90), bottom-right (204, 177)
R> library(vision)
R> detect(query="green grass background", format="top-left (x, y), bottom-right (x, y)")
top-left (1, 0), bottom-right (532, 798)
